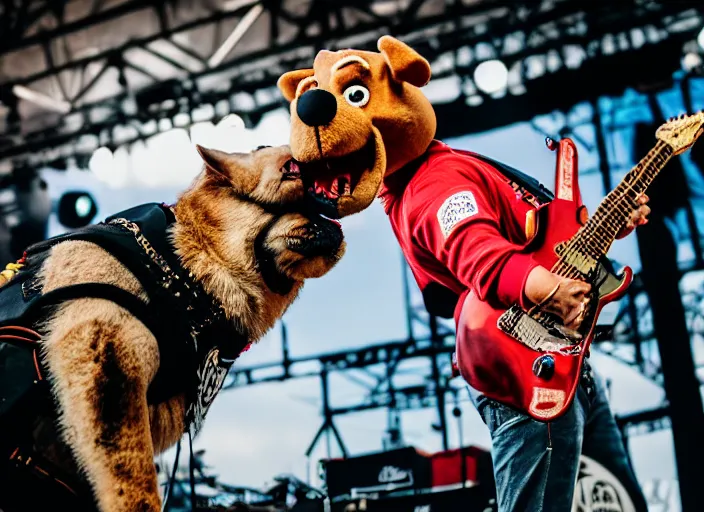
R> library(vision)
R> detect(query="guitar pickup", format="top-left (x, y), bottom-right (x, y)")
top-left (498, 306), bottom-right (581, 353)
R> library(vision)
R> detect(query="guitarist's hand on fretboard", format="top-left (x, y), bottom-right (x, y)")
top-left (616, 193), bottom-right (650, 240)
top-left (525, 266), bottom-right (591, 330)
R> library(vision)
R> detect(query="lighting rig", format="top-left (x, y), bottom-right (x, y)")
top-left (0, 0), bottom-right (703, 174)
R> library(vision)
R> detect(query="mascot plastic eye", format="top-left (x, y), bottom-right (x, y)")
top-left (344, 85), bottom-right (370, 107)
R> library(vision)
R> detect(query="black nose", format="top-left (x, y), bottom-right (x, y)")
top-left (292, 220), bottom-right (343, 258)
top-left (296, 89), bottom-right (337, 127)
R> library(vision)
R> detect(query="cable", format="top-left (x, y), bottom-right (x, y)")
top-left (189, 429), bottom-right (197, 511)
top-left (161, 438), bottom-right (182, 512)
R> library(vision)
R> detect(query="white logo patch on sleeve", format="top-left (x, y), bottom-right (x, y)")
top-left (437, 191), bottom-right (479, 238)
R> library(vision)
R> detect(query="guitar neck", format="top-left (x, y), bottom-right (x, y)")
top-left (562, 140), bottom-right (674, 264)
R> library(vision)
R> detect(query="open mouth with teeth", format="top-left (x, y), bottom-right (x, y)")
top-left (269, 156), bottom-right (344, 247)
top-left (301, 138), bottom-right (377, 219)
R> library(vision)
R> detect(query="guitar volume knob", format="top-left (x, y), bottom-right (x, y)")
top-left (532, 355), bottom-right (555, 380)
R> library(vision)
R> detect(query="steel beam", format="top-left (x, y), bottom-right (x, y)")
top-left (3, 0), bottom-right (701, 169)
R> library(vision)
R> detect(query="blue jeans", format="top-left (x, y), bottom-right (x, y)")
top-left (470, 360), bottom-right (648, 511)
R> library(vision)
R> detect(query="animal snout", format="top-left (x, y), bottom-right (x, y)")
top-left (296, 89), bottom-right (337, 127)
top-left (290, 220), bottom-right (343, 258)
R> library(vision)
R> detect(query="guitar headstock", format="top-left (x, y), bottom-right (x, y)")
top-left (655, 111), bottom-right (704, 155)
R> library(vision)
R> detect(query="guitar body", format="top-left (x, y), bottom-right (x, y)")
top-left (455, 139), bottom-right (633, 421)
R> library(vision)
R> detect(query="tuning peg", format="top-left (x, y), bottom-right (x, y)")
top-left (545, 137), bottom-right (558, 151)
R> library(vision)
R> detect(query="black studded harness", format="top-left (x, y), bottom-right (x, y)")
top-left (0, 202), bottom-right (253, 500)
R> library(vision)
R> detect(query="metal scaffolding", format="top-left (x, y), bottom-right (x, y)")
top-left (1, 0), bottom-right (702, 170)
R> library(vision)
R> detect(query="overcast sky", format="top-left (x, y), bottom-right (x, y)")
top-left (40, 77), bottom-right (704, 511)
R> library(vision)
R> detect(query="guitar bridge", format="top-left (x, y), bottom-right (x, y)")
top-left (498, 305), bottom-right (582, 354)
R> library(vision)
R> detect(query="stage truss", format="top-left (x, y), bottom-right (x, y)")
top-left (0, 0), bottom-right (702, 173)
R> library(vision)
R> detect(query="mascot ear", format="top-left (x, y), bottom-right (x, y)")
top-left (277, 68), bottom-right (315, 102)
top-left (377, 35), bottom-right (431, 88)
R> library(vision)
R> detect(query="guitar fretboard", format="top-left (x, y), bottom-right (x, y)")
top-left (553, 140), bottom-right (673, 278)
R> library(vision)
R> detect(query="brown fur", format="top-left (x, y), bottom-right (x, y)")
top-left (28, 145), bottom-right (344, 511)
top-left (277, 35), bottom-right (437, 218)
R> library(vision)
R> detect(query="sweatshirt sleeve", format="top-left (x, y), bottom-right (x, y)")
top-left (411, 168), bottom-right (539, 308)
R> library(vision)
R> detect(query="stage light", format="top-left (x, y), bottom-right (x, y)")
top-left (88, 145), bottom-right (129, 188)
top-left (683, 52), bottom-right (702, 72)
top-left (473, 60), bottom-right (509, 94)
top-left (698, 26), bottom-right (704, 50)
top-left (74, 195), bottom-right (93, 218)
top-left (57, 191), bottom-right (98, 229)
top-left (89, 146), bottom-right (113, 173)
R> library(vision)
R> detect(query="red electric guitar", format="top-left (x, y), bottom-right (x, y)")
top-left (454, 112), bottom-right (704, 422)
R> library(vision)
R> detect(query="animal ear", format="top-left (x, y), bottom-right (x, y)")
top-left (195, 144), bottom-right (233, 180)
top-left (377, 35), bottom-right (431, 88)
top-left (277, 68), bottom-right (315, 102)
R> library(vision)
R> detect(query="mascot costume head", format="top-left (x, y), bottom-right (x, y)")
top-left (277, 35), bottom-right (436, 219)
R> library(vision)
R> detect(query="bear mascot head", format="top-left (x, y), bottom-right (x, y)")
top-left (277, 36), bottom-right (436, 219)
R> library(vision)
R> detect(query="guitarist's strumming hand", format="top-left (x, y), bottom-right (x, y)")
top-left (523, 194), bottom-right (651, 329)
top-left (524, 266), bottom-right (591, 330)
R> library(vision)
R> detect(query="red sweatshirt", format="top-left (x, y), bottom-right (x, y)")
top-left (379, 140), bottom-right (541, 315)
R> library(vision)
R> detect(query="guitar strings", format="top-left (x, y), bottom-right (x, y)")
top-left (527, 142), bottom-right (673, 334)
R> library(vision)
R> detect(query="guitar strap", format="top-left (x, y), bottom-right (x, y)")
top-left (454, 149), bottom-right (555, 206)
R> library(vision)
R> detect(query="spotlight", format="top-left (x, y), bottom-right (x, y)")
top-left (682, 52), bottom-right (702, 72)
top-left (698, 26), bottom-right (704, 50)
top-left (473, 59), bottom-right (509, 94)
top-left (57, 191), bottom-right (98, 228)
